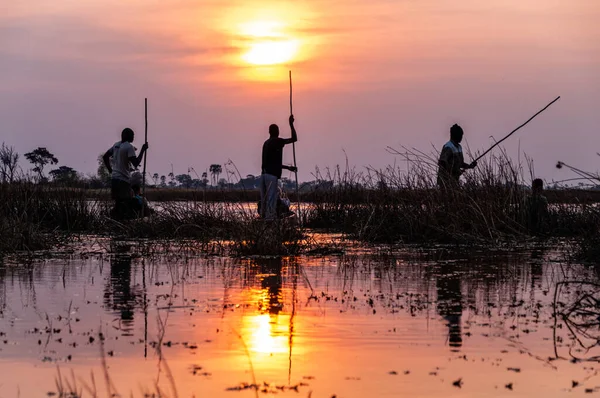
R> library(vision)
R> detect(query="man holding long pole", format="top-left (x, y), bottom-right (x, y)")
top-left (260, 116), bottom-right (298, 220)
top-left (102, 128), bottom-right (148, 219)
top-left (437, 124), bottom-right (477, 188)
top-left (437, 96), bottom-right (560, 188)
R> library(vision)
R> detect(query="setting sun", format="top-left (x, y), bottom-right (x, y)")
top-left (239, 20), bottom-right (300, 66)
top-left (242, 40), bottom-right (299, 65)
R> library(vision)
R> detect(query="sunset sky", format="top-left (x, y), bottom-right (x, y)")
top-left (2, 0), bottom-right (599, 183)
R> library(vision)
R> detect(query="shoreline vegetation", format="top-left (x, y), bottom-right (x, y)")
top-left (1, 153), bottom-right (599, 260)
top-left (27, 185), bottom-right (600, 204)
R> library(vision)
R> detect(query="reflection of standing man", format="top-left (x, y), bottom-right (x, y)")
top-left (0, 266), bottom-right (6, 312)
top-left (103, 246), bottom-right (139, 330)
top-left (530, 249), bottom-right (544, 287)
top-left (529, 248), bottom-right (545, 304)
top-left (436, 264), bottom-right (463, 351)
top-left (255, 257), bottom-right (283, 315)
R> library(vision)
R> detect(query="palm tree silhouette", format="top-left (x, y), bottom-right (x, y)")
top-left (209, 164), bottom-right (222, 186)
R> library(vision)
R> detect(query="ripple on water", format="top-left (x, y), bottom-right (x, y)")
top-left (0, 244), bottom-right (598, 397)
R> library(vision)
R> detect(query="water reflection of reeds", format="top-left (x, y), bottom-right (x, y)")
top-left (3, 245), bottom-right (600, 396)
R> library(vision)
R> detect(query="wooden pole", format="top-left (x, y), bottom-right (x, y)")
top-left (142, 98), bottom-right (148, 197)
top-left (288, 262), bottom-right (297, 384)
top-left (289, 71), bottom-right (301, 221)
top-left (142, 259), bottom-right (148, 358)
top-left (473, 96), bottom-right (560, 163)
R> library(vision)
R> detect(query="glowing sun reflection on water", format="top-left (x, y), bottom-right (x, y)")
top-left (246, 313), bottom-right (290, 355)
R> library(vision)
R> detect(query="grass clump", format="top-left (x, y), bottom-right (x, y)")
top-left (303, 150), bottom-right (598, 244)
top-left (0, 182), bottom-right (102, 254)
top-left (2, 148), bottom-right (599, 256)
top-left (0, 182), bottom-right (307, 257)
top-left (228, 218), bottom-right (306, 256)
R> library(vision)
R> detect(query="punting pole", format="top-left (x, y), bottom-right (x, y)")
top-left (142, 98), bottom-right (148, 197)
top-left (289, 71), bottom-right (301, 222)
top-left (473, 96), bottom-right (560, 163)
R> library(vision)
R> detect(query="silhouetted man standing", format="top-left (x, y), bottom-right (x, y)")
top-left (103, 128), bottom-right (148, 219)
top-left (260, 115), bottom-right (298, 220)
top-left (526, 178), bottom-right (549, 234)
top-left (437, 124), bottom-right (476, 188)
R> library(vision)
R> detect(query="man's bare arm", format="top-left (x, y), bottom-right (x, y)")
top-left (103, 149), bottom-right (113, 174)
top-left (128, 143), bottom-right (149, 168)
top-left (282, 115), bottom-right (298, 145)
top-left (461, 160), bottom-right (477, 169)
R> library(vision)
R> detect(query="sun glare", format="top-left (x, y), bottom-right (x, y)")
top-left (217, 4), bottom-right (318, 81)
top-left (242, 40), bottom-right (299, 65)
top-left (239, 20), bottom-right (300, 66)
top-left (247, 314), bottom-right (289, 355)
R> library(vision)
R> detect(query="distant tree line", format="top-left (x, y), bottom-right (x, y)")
top-left (0, 142), bottom-right (325, 191)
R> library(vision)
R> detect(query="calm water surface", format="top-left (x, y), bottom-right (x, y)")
top-left (0, 240), bottom-right (599, 397)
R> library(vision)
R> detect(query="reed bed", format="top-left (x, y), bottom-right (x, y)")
top-left (1, 150), bottom-right (599, 258)
top-left (0, 182), bottom-right (101, 253)
top-left (100, 201), bottom-right (308, 256)
top-left (0, 183), bottom-right (307, 256)
top-left (304, 150), bottom-right (600, 246)
top-left (75, 185), bottom-right (600, 205)
top-left (85, 187), bottom-right (262, 202)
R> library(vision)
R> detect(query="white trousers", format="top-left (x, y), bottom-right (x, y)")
top-left (260, 173), bottom-right (278, 220)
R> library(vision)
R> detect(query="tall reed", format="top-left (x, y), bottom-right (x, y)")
top-left (304, 149), bottom-right (598, 244)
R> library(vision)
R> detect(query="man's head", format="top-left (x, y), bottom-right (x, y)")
top-left (269, 124), bottom-right (279, 138)
top-left (450, 124), bottom-right (464, 143)
top-left (121, 128), bottom-right (135, 142)
top-left (532, 178), bottom-right (544, 194)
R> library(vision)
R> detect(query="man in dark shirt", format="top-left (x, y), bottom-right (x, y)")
top-left (260, 115), bottom-right (298, 220)
top-left (437, 124), bottom-right (476, 188)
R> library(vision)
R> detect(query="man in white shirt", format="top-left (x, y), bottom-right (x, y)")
top-left (437, 124), bottom-right (476, 188)
top-left (103, 128), bottom-right (148, 218)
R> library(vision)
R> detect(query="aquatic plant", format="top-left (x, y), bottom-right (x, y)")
top-left (0, 182), bottom-right (99, 254)
top-left (1, 149), bottom-right (599, 257)
top-left (0, 181), bottom-right (307, 256)
top-left (303, 149), bottom-right (598, 244)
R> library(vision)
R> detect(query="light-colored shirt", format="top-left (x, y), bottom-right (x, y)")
top-left (442, 140), bottom-right (463, 156)
top-left (438, 140), bottom-right (465, 183)
top-left (108, 141), bottom-right (136, 182)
